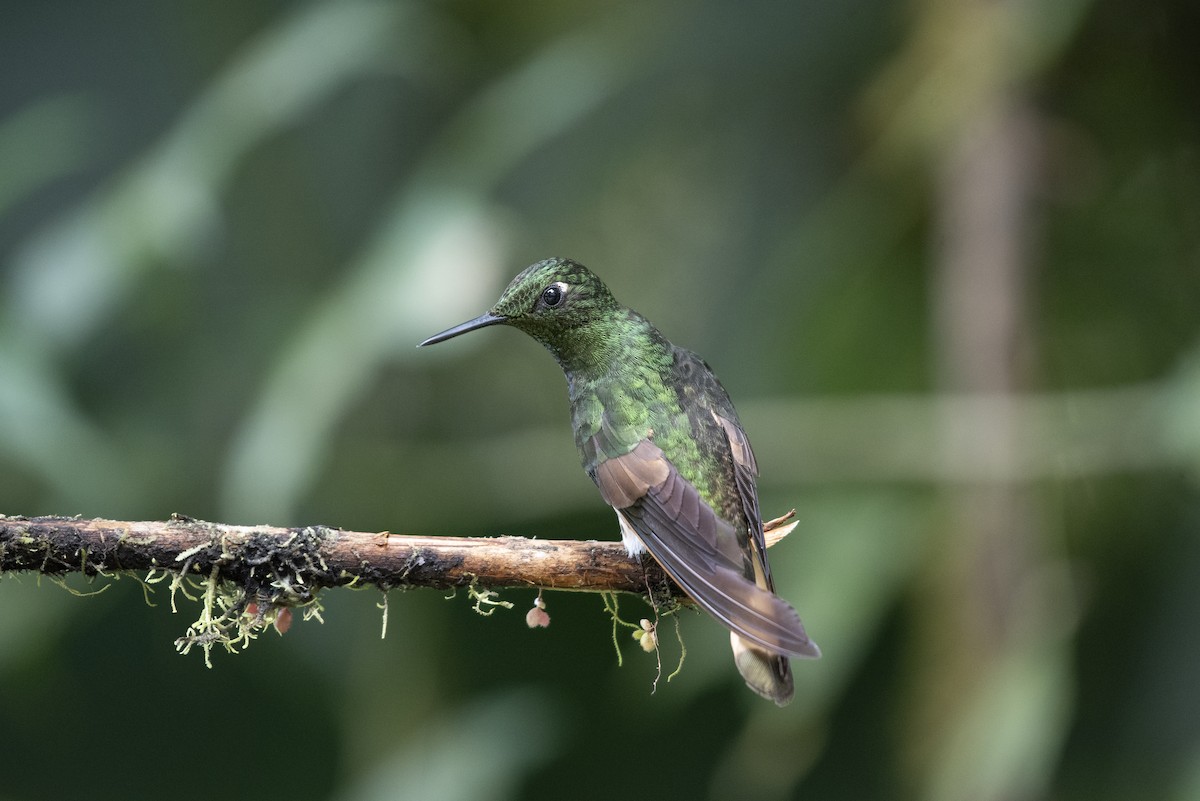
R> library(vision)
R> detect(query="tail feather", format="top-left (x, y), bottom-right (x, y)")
top-left (731, 633), bottom-right (795, 706)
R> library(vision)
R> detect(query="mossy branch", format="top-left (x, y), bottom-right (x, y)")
top-left (0, 513), bottom-right (668, 596)
top-left (0, 512), bottom-right (796, 667)
top-left (0, 513), bottom-right (681, 665)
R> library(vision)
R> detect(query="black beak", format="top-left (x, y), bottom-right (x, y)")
top-left (418, 312), bottom-right (506, 346)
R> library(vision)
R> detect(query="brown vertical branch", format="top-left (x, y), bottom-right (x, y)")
top-left (915, 71), bottom-right (1056, 798)
top-left (933, 95), bottom-right (1042, 643)
top-left (871, 3), bottom-right (1064, 789)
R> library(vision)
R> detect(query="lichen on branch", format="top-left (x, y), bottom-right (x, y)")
top-left (0, 512), bottom-right (796, 667)
top-left (0, 513), bottom-right (671, 664)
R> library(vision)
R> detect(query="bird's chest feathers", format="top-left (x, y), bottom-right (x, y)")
top-left (568, 369), bottom-right (715, 503)
top-left (569, 370), bottom-right (677, 456)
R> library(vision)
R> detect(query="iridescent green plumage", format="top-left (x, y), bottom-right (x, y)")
top-left (420, 257), bottom-right (819, 704)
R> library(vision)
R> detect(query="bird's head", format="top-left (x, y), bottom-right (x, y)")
top-left (419, 257), bottom-right (624, 371)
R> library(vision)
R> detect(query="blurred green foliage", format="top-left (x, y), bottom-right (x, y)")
top-left (1, 1), bottom-right (1199, 800)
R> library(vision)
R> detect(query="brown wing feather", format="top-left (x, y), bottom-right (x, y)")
top-left (593, 440), bottom-right (669, 508)
top-left (594, 441), bottom-right (818, 660)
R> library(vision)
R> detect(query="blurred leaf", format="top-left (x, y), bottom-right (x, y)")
top-left (924, 569), bottom-right (1077, 801)
top-left (0, 1), bottom-right (444, 511)
top-left (1161, 341), bottom-right (1200, 478)
top-left (4, 0), bottom-right (433, 348)
top-left (0, 94), bottom-right (101, 217)
top-left (333, 688), bottom-right (560, 801)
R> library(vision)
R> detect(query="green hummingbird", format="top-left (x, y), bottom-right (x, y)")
top-left (419, 257), bottom-right (818, 704)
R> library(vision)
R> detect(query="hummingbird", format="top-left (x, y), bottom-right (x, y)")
top-left (419, 257), bottom-right (819, 704)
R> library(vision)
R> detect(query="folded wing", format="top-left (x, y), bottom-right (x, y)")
top-left (593, 439), bottom-right (819, 660)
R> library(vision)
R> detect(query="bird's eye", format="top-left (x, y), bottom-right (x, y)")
top-left (541, 283), bottom-right (566, 308)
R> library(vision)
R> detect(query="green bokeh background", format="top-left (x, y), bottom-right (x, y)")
top-left (2, 2), bottom-right (1199, 800)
